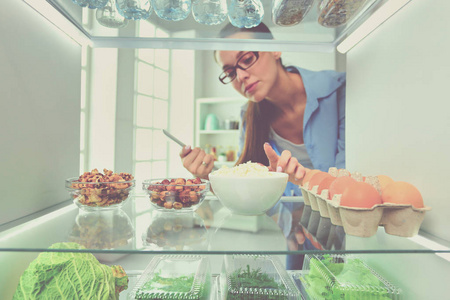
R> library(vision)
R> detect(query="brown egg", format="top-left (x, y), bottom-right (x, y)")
top-left (377, 175), bottom-right (395, 192)
top-left (308, 172), bottom-right (332, 191)
top-left (329, 176), bottom-right (357, 199)
top-left (317, 176), bottom-right (337, 199)
top-left (381, 181), bottom-right (424, 208)
top-left (340, 182), bottom-right (383, 208)
top-left (301, 169), bottom-right (321, 187)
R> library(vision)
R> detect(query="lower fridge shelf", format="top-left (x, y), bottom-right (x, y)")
top-left (122, 270), bottom-right (306, 300)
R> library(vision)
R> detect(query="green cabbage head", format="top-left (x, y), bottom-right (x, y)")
top-left (13, 242), bottom-right (128, 300)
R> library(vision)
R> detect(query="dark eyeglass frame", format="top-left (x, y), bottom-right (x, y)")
top-left (218, 51), bottom-right (260, 84)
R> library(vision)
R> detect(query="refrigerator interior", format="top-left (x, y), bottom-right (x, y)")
top-left (1, 0), bottom-right (450, 299)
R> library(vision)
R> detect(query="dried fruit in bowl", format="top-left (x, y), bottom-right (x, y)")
top-left (144, 177), bottom-right (209, 210)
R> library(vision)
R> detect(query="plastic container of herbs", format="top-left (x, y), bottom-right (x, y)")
top-left (221, 254), bottom-right (301, 300)
top-left (128, 255), bottom-right (211, 300)
top-left (300, 254), bottom-right (402, 299)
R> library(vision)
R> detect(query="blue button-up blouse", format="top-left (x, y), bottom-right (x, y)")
top-left (238, 66), bottom-right (346, 172)
top-left (237, 67), bottom-right (346, 236)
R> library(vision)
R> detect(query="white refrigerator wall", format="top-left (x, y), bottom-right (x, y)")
top-left (346, 1), bottom-right (450, 298)
top-left (346, 0), bottom-right (450, 241)
top-left (0, 0), bottom-right (81, 225)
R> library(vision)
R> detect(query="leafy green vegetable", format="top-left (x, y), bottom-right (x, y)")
top-left (13, 242), bottom-right (128, 300)
top-left (227, 265), bottom-right (289, 300)
top-left (139, 271), bottom-right (195, 293)
top-left (135, 270), bottom-right (210, 300)
top-left (301, 255), bottom-right (393, 300)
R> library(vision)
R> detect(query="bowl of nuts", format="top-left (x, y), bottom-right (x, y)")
top-left (142, 177), bottom-right (210, 211)
top-left (66, 169), bottom-right (135, 211)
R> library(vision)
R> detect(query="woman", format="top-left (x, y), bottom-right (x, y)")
top-left (181, 22), bottom-right (346, 269)
top-left (180, 22), bottom-right (346, 188)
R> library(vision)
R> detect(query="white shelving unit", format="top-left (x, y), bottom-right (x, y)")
top-left (195, 97), bottom-right (247, 167)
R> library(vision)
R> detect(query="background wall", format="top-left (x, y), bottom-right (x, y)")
top-left (346, 0), bottom-right (450, 298)
top-left (0, 0), bottom-right (81, 225)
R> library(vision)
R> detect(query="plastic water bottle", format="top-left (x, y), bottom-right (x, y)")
top-left (72, 0), bottom-right (90, 8)
top-left (116, 0), bottom-right (153, 20)
top-left (96, 0), bottom-right (129, 28)
top-left (152, 0), bottom-right (192, 21)
top-left (228, 0), bottom-right (264, 28)
top-left (192, 0), bottom-right (227, 25)
top-left (87, 0), bottom-right (109, 9)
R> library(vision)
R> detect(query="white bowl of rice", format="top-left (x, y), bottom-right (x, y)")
top-left (208, 162), bottom-right (289, 216)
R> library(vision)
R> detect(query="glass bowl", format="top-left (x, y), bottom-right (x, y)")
top-left (68, 208), bottom-right (134, 250)
top-left (142, 178), bottom-right (210, 212)
top-left (65, 177), bottom-right (135, 211)
top-left (142, 210), bottom-right (208, 251)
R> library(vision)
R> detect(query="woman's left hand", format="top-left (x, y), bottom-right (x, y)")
top-left (264, 142), bottom-right (306, 184)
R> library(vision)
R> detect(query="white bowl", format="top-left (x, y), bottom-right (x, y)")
top-left (208, 172), bottom-right (289, 216)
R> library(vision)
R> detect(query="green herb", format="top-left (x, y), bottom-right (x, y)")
top-left (140, 271), bottom-right (195, 293)
top-left (227, 264), bottom-right (289, 300)
top-left (135, 270), bottom-right (210, 300)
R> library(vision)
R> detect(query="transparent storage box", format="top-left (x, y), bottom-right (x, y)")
top-left (300, 254), bottom-right (402, 300)
top-left (221, 254), bottom-right (301, 300)
top-left (317, 0), bottom-right (369, 28)
top-left (128, 255), bottom-right (211, 300)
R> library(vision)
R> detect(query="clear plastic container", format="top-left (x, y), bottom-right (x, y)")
top-left (221, 254), bottom-right (301, 300)
top-left (152, 0), bottom-right (192, 21)
top-left (116, 0), bottom-right (153, 20)
top-left (317, 0), bottom-right (369, 28)
top-left (300, 254), bottom-right (402, 299)
top-left (192, 0), bottom-right (228, 25)
top-left (96, 0), bottom-right (129, 28)
top-left (128, 255), bottom-right (211, 300)
top-left (227, 0), bottom-right (264, 29)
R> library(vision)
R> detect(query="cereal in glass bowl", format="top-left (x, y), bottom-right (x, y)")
top-left (142, 177), bottom-right (210, 211)
top-left (65, 168), bottom-right (135, 211)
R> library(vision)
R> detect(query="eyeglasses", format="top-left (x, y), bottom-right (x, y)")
top-left (219, 52), bottom-right (259, 84)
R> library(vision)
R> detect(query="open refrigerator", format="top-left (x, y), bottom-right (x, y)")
top-left (1, 0), bottom-right (450, 299)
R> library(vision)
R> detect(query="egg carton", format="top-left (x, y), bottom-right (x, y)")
top-left (315, 192), bottom-right (431, 237)
top-left (300, 182), bottom-right (320, 211)
top-left (300, 169), bottom-right (431, 238)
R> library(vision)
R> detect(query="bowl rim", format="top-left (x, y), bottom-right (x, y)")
top-left (209, 172), bottom-right (289, 179)
top-left (142, 178), bottom-right (210, 187)
top-left (65, 177), bottom-right (136, 187)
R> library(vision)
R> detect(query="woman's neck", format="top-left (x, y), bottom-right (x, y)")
top-left (266, 67), bottom-right (306, 112)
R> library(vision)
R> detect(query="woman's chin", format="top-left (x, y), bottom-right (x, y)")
top-left (246, 94), bottom-right (264, 103)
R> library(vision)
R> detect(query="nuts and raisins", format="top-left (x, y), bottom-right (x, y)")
top-left (146, 177), bottom-right (207, 210)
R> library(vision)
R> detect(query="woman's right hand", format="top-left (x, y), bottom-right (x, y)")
top-left (180, 146), bottom-right (215, 180)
